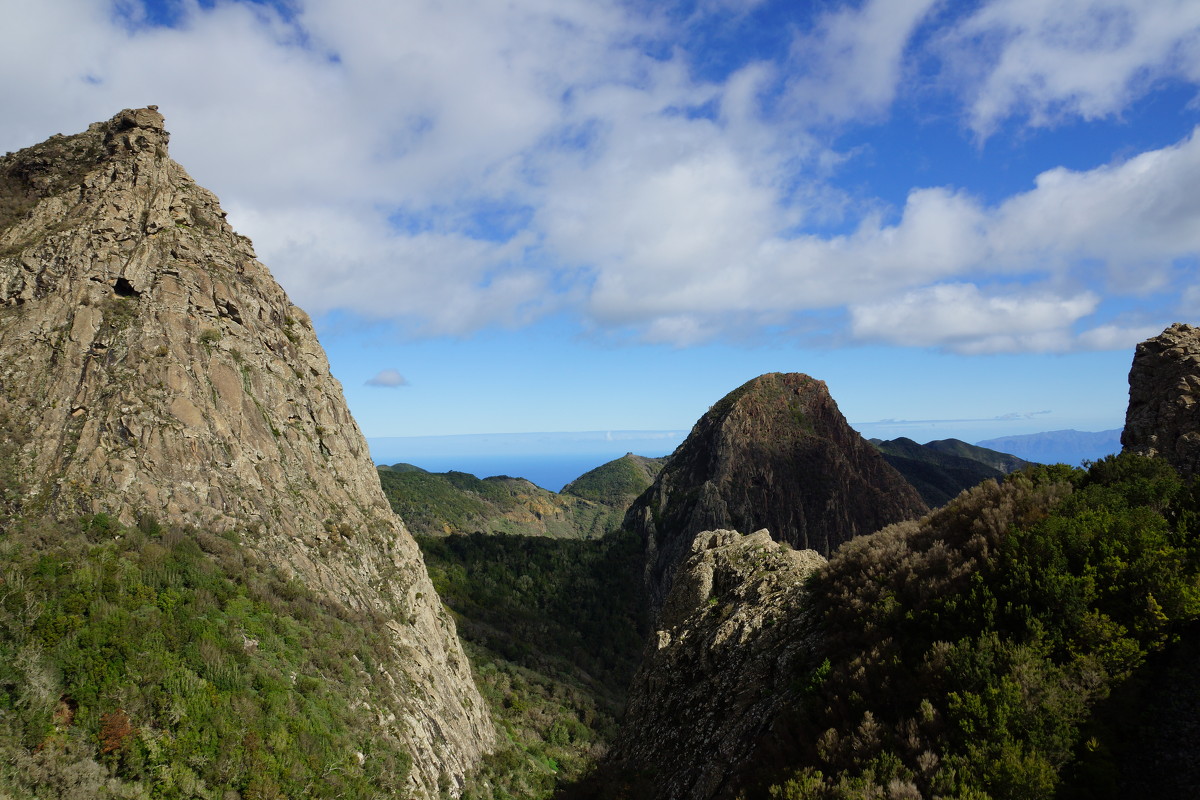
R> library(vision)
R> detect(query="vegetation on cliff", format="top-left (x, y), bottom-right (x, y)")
top-left (764, 453), bottom-right (1200, 800)
top-left (0, 513), bottom-right (414, 799)
top-left (415, 530), bottom-right (648, 799)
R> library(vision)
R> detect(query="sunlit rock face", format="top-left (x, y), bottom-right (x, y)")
top-left (0, 108), bottom-right (492, 797)
top-left (1123, 322), bottom-right (1200, 478)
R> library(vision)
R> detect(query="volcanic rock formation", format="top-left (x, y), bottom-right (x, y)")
top-left (0, 108), bottom-right (491, 796)
top-left (1123, 322), bottom-right (1200, 478)
top-left (604, 529), bottom-right (826, 800)
top-left (624, 372), bottom-right (927, 614)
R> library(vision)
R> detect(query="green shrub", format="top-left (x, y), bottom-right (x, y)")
top-left (764, 454), bottom-right (1200, 800)
top-left (0, 513), bottom-right (411, 798)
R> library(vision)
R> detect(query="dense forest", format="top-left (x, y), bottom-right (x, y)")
top-left (415, 531), bottom-right (647, 799)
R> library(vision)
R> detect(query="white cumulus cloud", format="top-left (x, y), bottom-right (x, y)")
top-left (786, 0), bottom-right (941, 123)
top-left (941, 0), bottom-right (1200, 136)
top-left (0, 0), bottom-right (1197, 355)
top-left (849, 283), bottom-right (1099, 354)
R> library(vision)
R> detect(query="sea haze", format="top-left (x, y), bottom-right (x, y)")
top-left (368, 430), bottom-right (686, 492)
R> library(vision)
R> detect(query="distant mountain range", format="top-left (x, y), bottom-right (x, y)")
top-left (975, 428), bottom-right (1124, 466)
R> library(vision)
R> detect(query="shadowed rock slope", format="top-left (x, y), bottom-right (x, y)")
top-left (871, 437), bottom-right (1029, 507)
top-left (0, 108), bottom-right (491, 796)
top-left (597, 529), bottom-right (826, 800)
top-left (1123, 321), bottom-right (1200, 478)
top-left (624, 372), bottom-right (927, 613)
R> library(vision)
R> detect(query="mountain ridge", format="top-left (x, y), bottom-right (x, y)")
top-left (0, 108), bottom-right (491, 797)
top-left (870, 437), bottom-right (1030, 507)
top-left (975, 428), bottom-right (1122, 466)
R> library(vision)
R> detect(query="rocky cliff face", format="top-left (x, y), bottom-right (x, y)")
top-left (624, 372), bottom-right (927, 614)
top-left (1123, 322), bottom-right (1200, 478)
top-left (0, 108), bottom-right (492, 796)
top-left (602, 529), bottom-right (826, 800)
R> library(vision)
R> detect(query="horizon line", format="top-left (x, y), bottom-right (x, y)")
top-left (366, 424), bottom-right (1124, 441)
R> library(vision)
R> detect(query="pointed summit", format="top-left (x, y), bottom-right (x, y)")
top-left (625, 372), bottom-right (927, 612)
top-left (0, 109), bottom-right (491, 796)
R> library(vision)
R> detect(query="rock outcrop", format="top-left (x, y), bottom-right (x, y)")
top-left (624, 372), bottom-right (927, 614)
top-left (0, 108), bottom-right (492, 796)
top-left (1123, 322), bottom-right (1200, 478)
top-left (603, 529), bottom-right (826, 800)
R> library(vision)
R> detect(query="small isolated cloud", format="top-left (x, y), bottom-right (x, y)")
top-left (365, 369), bottom-right (409, 388)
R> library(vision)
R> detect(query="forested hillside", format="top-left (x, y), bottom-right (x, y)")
top-left (870, 437), bottom-right (1027, 507)
top-left (378, 466), bottom-right (627, 539)
top-left (0, 513), bottom-right (416, 799)
top-left (561, 455), bottom-right (665, 508)
top-left (760, 453), bottom-right (1200, 799)
top-left (410, 531), bottom-right (647, 799)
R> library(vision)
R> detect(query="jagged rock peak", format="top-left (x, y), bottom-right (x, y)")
top-left (605, 529), bottom-right (826, 800)
top-left (1122, 322), bottom-right (1200, 478)
top-left (0, 108), bottom-right (492, 797)
top-left (624, 372), bottom-right (927, 614)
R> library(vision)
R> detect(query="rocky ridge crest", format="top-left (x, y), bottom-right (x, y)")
top-left (0, 108), bottom-right (491, 796)
top-left (1123, 322), bottom-right (1200, 477)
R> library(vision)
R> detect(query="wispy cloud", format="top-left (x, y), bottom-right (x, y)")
top-left (939, 0), bottom-right (1200, 137)
top-left (785, 0), bottom-right (941, 123)
top-left (864, 410), bottom-right (1053, 426)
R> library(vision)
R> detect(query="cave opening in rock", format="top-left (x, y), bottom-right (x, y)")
top-left (113, 277), bottom-right (140, 298)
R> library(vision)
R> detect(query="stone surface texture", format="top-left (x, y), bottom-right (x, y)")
top-left (624, 372), bottom-right (927, 615)
top-left (608, 529), bottom-right (826, 800)
top-left (1123, 322), bottom-right (1200, 478)
top-left (0, 108), bottom-right (492, 797)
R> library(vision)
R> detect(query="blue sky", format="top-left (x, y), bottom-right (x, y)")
top-left (3, 0), bottom-right (1198, 457)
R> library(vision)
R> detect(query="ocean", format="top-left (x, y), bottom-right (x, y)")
top-left (367, 431), bottom-right (687, 493)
